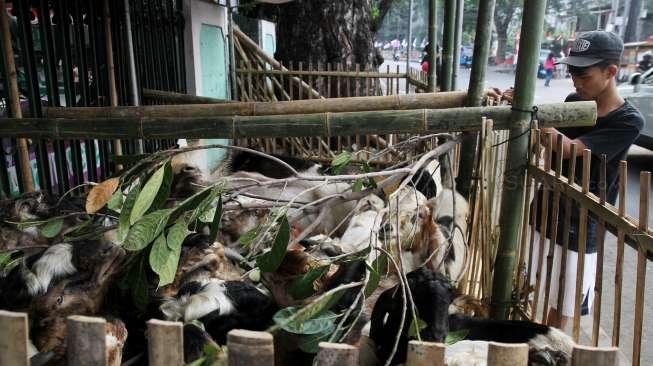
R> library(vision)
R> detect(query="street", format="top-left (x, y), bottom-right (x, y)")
top-left (382, 59), bottom-right (653, 364)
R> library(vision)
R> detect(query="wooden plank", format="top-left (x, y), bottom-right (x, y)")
top-left (67, 315), bottom-right (107, 366)
top-left (572, 149), bottom-right (591, 342)
top-left (405, 341), bottom-right (445, 366)
top-left (314, 342), bottom-right (358, 366)
top-left (591, 154), bottom-right (608, 346)
top-left (555, 142), bottom-right (577, 327)
top-left (612, 161), bottom-right (627, 347)
top-left (487, 342), bottom-right (529, 365)
top-left (571, 345), bottom-right (619, 366)
top-left (632, 171), bottom-right (650, 366)
top-left (227, 329), bottom-right (274, 366)
top-left (0, 310), bottom-right (29, 366)
top-left (526, 131), bottom-right (542, 318)
top-left (147, 319), bottom-right (184, 366)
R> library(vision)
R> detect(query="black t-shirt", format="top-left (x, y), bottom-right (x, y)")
top-left (533, 93), bottom-right (643, 253)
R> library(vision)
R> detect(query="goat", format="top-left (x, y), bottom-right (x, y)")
top-left (159, 278), bottom-right (278, 344)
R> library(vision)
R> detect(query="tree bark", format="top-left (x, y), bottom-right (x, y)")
top-left (495, 30), bottom-right (508, 65)
top-left (624, 0), bottom-right (642, 43)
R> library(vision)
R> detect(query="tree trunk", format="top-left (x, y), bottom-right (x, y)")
top-left (495, 28), bottom-right (508, 65)
top-left (624, 0), bottom-right (642, 42)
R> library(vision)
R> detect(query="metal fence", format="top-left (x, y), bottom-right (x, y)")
top-left (0, 0), bottom-right (185, 198)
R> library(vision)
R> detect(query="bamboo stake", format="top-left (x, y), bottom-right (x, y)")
top-left (0, 310), bottom-right (29, 366)
top-left (591, 154), bottom-right (608, 346)
top-left (147, 319), bottom-right (184, 366)
top-left (487, 342), bottom-right (529, 365)
top-left (327, 63), bottom-right (332, 98)
top-left (632, 171), bottom-right (650, 366)
top-left (67, 315), bottom-right (107, 366)
top-left (0, 0), bottom-right (34, 192)
top-left (314, 342), bottom-right (358, 366)
top-left (556, 143), bottom-right (577, 326)
top-left (227, 329), bottom-right (274, 366)
top-left (405, 341), bottom-right (445, 366)
top-left (571, 345), bottom-right (619, 366)
top-left (526, 131), bottom-right (542, 317)
top-left (103, 0), bottom-right (123, 171)
top-left (533, 132), bottom-right (553, 321)
top-left (612, 161), bottom-right (627, 347)
top-left (542, 133), bottom-right (563, 322)
top-left (572, 149), bottom-right (591, 342)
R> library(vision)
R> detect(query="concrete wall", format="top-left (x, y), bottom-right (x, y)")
top-left (181, 0), bottom-right (230, 175)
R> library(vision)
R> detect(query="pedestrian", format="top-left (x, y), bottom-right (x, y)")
top-left (531, 31), bottom-right (643, 330)
top-left (638, 52), bottom-right (652, 72)
top-left (544, 52), bottom-right (556, 87)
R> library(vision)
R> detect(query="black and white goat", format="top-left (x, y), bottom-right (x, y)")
top-left (367, 266), bottom-right (575, 366)
top-left (159, 278), bottom-right (277, 344)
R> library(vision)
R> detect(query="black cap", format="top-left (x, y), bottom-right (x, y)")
top-left (557, 31), bottom-right (624, 67)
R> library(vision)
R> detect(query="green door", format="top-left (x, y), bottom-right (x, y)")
top-left (200, 24), bottom-right (229, 168)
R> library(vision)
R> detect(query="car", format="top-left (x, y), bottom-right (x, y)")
top-left (619, 68), bottom-right (653, 149)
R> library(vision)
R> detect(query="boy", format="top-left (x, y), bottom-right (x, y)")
top-left (533, 31), bottom-right (643, 328)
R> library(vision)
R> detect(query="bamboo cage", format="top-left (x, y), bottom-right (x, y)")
top-left (516, 131), bottom-right (652, 365)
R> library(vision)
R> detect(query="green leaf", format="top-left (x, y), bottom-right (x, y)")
top-left (149, 232), bottom-right (182, 288)
top-left (0, 251), bottom-right (17, 272)
top-left (119, 183), bottom-right (142, 241)
top-left (352, 179), bottom-right (364, 192)
top-left (238, 227), bottom-right (259, 247)
top-left (150, 161), bottom-right (173, 212)
top-left (172, 186), bottom-right (214, 218)
top-left (289, 266), bottom-right (330, 300)
top-left (61, 218), bottom-right (97, 242)
top-left (122, 253), bottom-right (149, 311)
top-left (331, 151), bottom-right (352, 167)
top-left (267, 282), bottom-right (358, 333)
top-left (130, 162), bottom-right (170, 225)
top-left (407, 316), bottom-right (427, 338)
top-left (107, 188), bottom-right (124, 211)
top-left (167, 217), bottom-right (190, 251)
top-left (208, 196), bottom-right (223, 244)
top-left (330, 151), bottom-right (352, 175)
top-left (40, 217), bottom-right (64, 238)
top-left (123, 209), bottom-right (172, 251)
top-left (273, 308), bottom-right (337, 354)
top-left (188, 187), bottom-right (222, 225)
top-left (256, 215), bottom-right (290, 273)
top-left (364, 253), bottom-right (387, 297)
top-left (445, 329), bottom-right (469, 345)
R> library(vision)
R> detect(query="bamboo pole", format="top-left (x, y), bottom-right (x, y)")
top-left (441, 0), bottom-right (456, 91)
top-left (46, 92), bottom-right (468, 119)
top-left (542, 133), bottom-right (564, 322)
top-left (556, 143), bottom-right (577, 325)
top-left (314, 342), bottom-right (358, 366)
top-left (491, 0), bottom-right (549, 320)
top-left (233, 69), bottom-right (408, 78)
top-left (0, 0), bottom-right (34, 193)
top-left (612, 161), bottom-right (627, 347)
top-left (7, 102), bottom-right (597, 140)
top-left (632, 171), bottom-right (650, 366)
top-left (591, 154), bottom-right (608, 346)
top-left (533, 132), bottom-right (553, 321)
top-left (487, 342), bottom-right (529, 365)
top-left (142, 88), bottom-right (233, 104)
top-left (234, 27), bottom-right (322, 99)
top-left (427, 0), bottom-right (437, 91)
top-left (572, 149), bottom-right (591, 341)
top-left (103, 0), bottom-right (122, 171)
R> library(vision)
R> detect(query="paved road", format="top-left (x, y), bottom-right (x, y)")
top-left (381, 60), bottom-right (653, 364)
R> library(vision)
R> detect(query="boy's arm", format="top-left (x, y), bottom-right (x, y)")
top-left (539, 127), bottom-right (587, 159)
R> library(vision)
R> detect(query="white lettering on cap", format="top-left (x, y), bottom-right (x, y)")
top-left (573, 39), bottom-right (591, 53)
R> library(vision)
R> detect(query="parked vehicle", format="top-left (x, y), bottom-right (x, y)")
top-left (619, 68), bottom-right (653, 149)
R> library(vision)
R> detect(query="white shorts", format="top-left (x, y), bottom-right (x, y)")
top-left (528, 231), bottom-right (597, 317)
